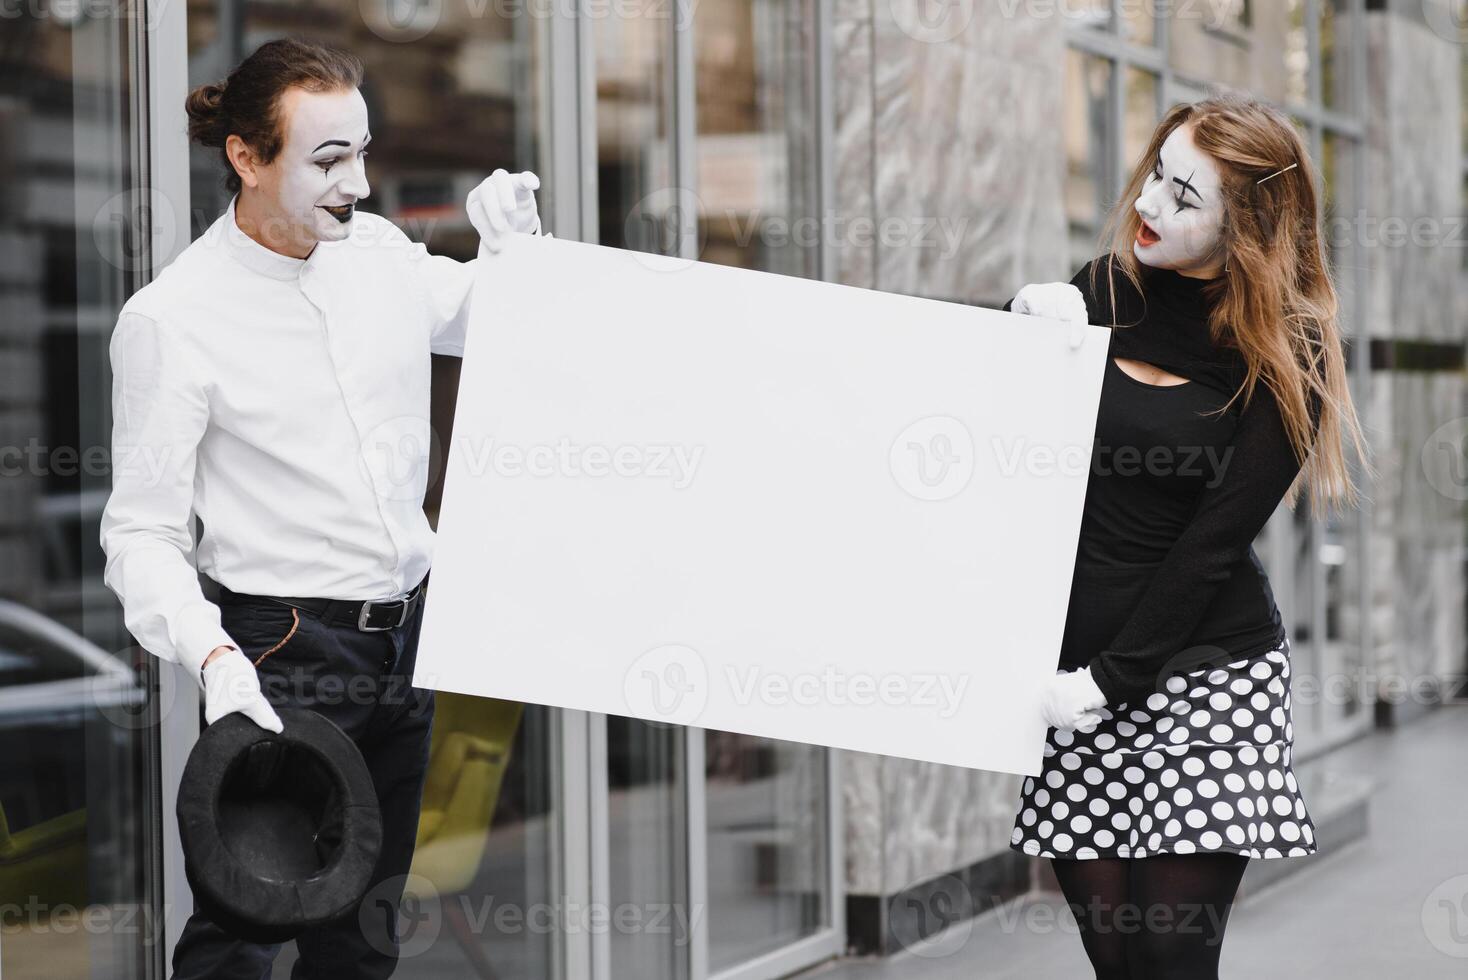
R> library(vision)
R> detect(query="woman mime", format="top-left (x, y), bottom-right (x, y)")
top-left (1006, 94), bottom-right (1369, 979)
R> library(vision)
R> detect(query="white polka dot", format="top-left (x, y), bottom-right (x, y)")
top-left (1208, 693), bottom-right (1231, 711)
top-left (1225, 825), bottom-right (1246, 844)
top-left (1229, 678), bottom-right (1251, 695)
top-left (1072, 815), bottom-right (1093, 834)
top-left (1232, 708), bottom-right (1254, 728)
top-left (1168, 727), bottom-right (1191, 744)
top-left (1052, 833), bottom-right (1073, 851)
top-left (1155, 800), bottom-right (1172, 819)
top-left (1011, 828), bottom-right (1023, 844)
top-left (1211, 801), bottom-right (1234, 820)
top-left (1094, 829), bottom-right (1116, 848)
top-left (1111, 812), bottom-right (1132, 831)
top-left (1143, 752), bottom-right (1165, 770)
top-left (1200, 831), bottom-right (1222, 849)
top-left (1280, 821), bottom-right (1300, 841)
top-left (1052, 801), bottom-right (1070, 819)
top-left (1166, 676), bottom-right (1187, 694)
top-left (1060, 752), bottom-right (1082, 770)
top-left (1174, 840), bottom-right (1196, 854)
top-left (1190, 710), bottom-right (1212, 728)
top-left (1209, 724), bottom-right (1235, 742)
top-left (1117, 721), bottom-right (1137, 737)
top-left (1124, 766), bottom-right (1145, 784)
top-left (1164, 818), bottom-right (1181, 836)
top-left (1067, 784), bottom-right (1088, 802)
top-left (1092, 797), bottom-right (1114, 815)
top-left (1075, 846), bottom-right (1099, 859)
top-left (1156, 717), bottom-right (1175, 733)
top-left (1250, 692), bottom-right (1270, 711)
top-left (1238, 798), bottom-right (1255, 818)
top-left (1182, 757), bottom-right (1206, 777)
top-left (1038, 820), bottom-right (1053, 837)
top-left (1146, 693), bottom-right (1170, 711)
top-left (1198, 779), bottom-right (1220, 799)
top-left (1143, 783), bottom-right (1159, 801)
top-left (1185, 809), bottom-right (1208, 829)
top-left (1054, 728), bottom-right (1074, 746)
top-left (1175, 787), bottom-right (1194, 806)
top-left (1104, 784), bottom-right (1125, 802)
top-left (1209, 750), bottom-right (1233, 769)
top-left (1160, 769), bottom-right (1180, 788)
top-left (1035, 788), bottom-right (1051, 806)
top-left (1148, 833), bottom-right (1163, 850)
top-left (1101, 752), bottom-right (1123, 769)
top-left (1223, 773), bottom-right (1246, 793)
top-left (1254, 725), bottom-right (1272, 742)
top-left (1094, 733), bottom-right (1116, 750)
top-left (1045, 770), bottom-right (1064, 788)
top-left (1207, 669), bottom-right (1229, 686)
top-left (1249, 662), bottom-right (1271, 679)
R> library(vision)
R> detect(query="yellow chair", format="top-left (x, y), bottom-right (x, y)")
top-left (409, 694), bottom-right (524, 979)
top-left (0, 802), bottom-right (87, 911)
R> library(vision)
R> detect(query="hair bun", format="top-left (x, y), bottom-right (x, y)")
top-left (185, 81), bottom-right (229, 147)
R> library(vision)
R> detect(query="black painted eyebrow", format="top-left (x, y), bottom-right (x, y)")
top-left (311, 134), bottom-right (369, 154)
top-left (1172, 169), bottom-right (1202, 202)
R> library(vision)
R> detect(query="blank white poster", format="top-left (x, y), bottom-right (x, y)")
top-left (414, 236), bottom-right (1109, 776)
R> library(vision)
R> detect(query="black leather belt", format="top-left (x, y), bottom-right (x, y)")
top-left (220, 576), bottom-right (427, 633)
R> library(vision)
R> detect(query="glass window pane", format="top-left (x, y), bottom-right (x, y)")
top-left (705, 731), bottom-right (829, 971)
top-left (1120, 0), bottom-right (1156, 46)
top-left (1123, 69), bottom-right (1159, 177)
top-left (597, 3), bottom-right (675, 253)
top-left (0, 7), bottom-right (159, 979)
top-left (607, 717), bottom-right (690, 980)
top-left (1286, 0), bottom-right (1310, 106)
top-left (1065, 50), bottom-right (1112, 261)
top-left (694, 0), bottom-right (820, 278)
top-left (1073, 0), bottom-right (1113, 33)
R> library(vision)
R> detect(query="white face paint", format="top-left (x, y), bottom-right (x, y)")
top-left (253, 86), bottom-right (371, 251)
top-left (1132, 123), bottom-right (1226, 276)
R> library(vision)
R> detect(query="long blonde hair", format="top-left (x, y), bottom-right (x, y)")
top-left (1095, 94), bottom-right (1370, 515)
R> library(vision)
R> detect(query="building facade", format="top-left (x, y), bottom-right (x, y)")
top-left (0, 0), bottom-right (1462, 977)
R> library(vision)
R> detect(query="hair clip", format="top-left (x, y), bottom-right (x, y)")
top-left (1256, 162), bottom-right (1298, 185)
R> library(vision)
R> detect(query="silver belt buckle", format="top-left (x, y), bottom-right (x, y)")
top-left (358, 595), bottom-right (410, 632)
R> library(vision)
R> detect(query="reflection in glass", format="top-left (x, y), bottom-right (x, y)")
top-left (0, 7), bottom-right (158, 980)
top-left (596, 1), bottom-right (674, 253)
top-left (694, 0), bottom-right (819, 277)
top-left (607, 717), bottom-right (690, 980)
top-left (705, 732), bottom-right (828, 972)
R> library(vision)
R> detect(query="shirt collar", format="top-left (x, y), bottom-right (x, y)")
top-left (221, 195), bottom-right (311, 281)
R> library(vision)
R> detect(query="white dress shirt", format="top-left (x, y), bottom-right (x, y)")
top-left (100, 198), bottom-right (479, 678)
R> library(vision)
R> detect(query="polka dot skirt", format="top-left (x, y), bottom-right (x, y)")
top-left (1010, 638), bottom-right (1316, 861)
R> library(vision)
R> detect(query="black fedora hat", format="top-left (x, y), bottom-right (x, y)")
top-left (177, 708), bottom-right (382, 944)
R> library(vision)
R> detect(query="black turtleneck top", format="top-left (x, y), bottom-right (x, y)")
top-left (1005, 255), bottom-right (1321, 707)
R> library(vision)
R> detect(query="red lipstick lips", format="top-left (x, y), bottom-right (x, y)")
top-left (1136, 219), bottom-right (1161, 247)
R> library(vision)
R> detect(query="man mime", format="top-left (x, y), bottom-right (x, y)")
top-left (99, 37), bottom-right (539, 978)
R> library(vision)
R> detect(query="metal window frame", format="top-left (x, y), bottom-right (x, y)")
top-left (1064, 0), bottom-right (1374, 760)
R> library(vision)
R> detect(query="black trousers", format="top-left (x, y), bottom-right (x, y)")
top-left (172, 581), bottom-right (435, 980)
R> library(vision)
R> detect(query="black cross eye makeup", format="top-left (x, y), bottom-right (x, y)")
top-left (1170, 168), bottom-right (1203, 214)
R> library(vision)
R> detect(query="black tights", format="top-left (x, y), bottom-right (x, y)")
top-left (1051, 853), bottom-right (1249, 980)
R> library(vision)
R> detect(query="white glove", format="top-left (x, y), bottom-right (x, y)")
top-left (201, 648), bottom-right (284, 733)
top-left (1039, 666), bottom-right (1107, 731)
top-left (467, 169), bottom-right (542, 255)
top-left (1010, 282), bottom-right (1089, 326)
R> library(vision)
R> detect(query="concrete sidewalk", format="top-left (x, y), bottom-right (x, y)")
top-left (799, 706), bottom-right (1468, 979)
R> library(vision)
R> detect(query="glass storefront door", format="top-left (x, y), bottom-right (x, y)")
top-left (0, 5), bottom-right (162, 978)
